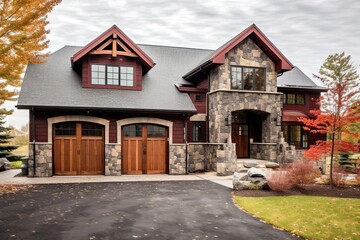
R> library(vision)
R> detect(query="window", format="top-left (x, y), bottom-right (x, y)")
top-left (91, 64), bottom-right (134, 87)
top-left (123, 124), bottom-right (142, 137)
top-left (283, 93), bottom-right (305, 105)
top-left (192, 121), bottom-right (206, 142)
top-left (147, 125), bottom-right (166, 138)
top-left (231, 66), bottom-right (265, 91)
top-left (81, 122), bottom-right (103, 136)
top-left (282, 125), bottom-right (309, 148)
top-left (54, 122), bottom-right (76, 136)
top-left (195, 94), bottom-right (202, 102)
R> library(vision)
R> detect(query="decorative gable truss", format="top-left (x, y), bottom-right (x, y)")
top-left (89, 33), bottom-right (138, 58)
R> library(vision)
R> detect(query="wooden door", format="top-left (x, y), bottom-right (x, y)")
top-left (231, 124), bottom-right (249, 158)
top-left (54, 122), bottom-right (104, 175)
top-left (122, 124), bottom-right (168, 174)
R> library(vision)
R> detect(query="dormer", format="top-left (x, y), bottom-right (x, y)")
top-left (71, 25), bottom-right (155, 90)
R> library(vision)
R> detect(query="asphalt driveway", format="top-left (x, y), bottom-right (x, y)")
top-left (0, 181), bottom-right (298, 240)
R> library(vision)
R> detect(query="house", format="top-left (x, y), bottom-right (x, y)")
top-left (17, 24), bottom-right (326, 177)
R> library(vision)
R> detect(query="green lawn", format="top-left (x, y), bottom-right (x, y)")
top-left (235, 195), bottom-right (360, 240)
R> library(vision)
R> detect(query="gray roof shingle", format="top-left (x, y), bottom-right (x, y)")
top-left (17, 45), bottom-right (213, 112)
top-left (277, 66), bottom-right (325, 90)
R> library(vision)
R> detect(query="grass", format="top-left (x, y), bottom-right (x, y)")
top-left (235, 195), bottom-right (360, 240)
top-left (11, 161), bottom-right (22, 169)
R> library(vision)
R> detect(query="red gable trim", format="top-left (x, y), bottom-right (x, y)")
top-left (72, 25), bottom-right (154, 68)
top-left (212, 24), bottom-right (293, 72)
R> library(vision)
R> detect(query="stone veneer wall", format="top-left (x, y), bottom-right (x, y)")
top-left (188, 143), bottom-right (224, 172)
top-left (105, 144), bottom-right (121, 176)
top-left (28, 143), bottom-right (52, 177)
top-left (208, 91), bottom-right (282, 144)
top-left (250, 143), bottom-right (277, 161)
top-left (210, 37), bottom-right (277, 92)
top-left (169, 144), bottom-right (186, 174)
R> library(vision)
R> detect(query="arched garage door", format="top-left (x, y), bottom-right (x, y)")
top-left (122, 124), bottom-right (168, 174)
top-left (53, 122), bottom-right (105, 175)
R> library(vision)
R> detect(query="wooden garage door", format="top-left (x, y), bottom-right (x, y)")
top-left (53, 122), bottom-right (104, 175)
top-left (122, 124), bottom-right (168, 174)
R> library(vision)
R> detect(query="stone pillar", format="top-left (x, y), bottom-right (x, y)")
top-left (105, 144), bottom-right (121, 176)
top-left (28, 143), bottom-right (53, 177)
top-left (169, 144), bottom-right (186, 174)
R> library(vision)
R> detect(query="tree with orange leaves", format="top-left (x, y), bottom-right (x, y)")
top-left (299, 52), bottom-right (360, 188)
top-left (0, 0), bottom-right (61, 115)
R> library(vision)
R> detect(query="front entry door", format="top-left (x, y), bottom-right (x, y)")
top-left (122, 124), bottom-right (168, 174)
top-left (231, 124), bottom-right (249, 158)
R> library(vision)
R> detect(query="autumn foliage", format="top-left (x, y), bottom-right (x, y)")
top-left (0, 0), bottom-right (61, 114)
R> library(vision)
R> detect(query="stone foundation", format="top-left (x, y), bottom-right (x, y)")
top-left (28, 143), bottom-right (52, 177)
top-left (105, 144), bottom-right (121, 176)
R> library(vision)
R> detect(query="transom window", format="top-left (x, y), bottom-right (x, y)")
top-left (91, 64), bottom-right (134, 87)
top-left (231, 66), bottom-right (266, 91)
top-left (282, 125), bottom-right (309, 148)
top-left (283, 93), bottom-right (305, 105)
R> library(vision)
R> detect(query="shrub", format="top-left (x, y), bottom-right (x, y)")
top-left (288, 160), bottom-right (321, 185)
top-left (332, 172), bottom-right (346, 187)
top-left (267, 169), bottom-right (294, 192)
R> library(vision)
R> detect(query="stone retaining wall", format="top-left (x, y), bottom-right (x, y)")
top-left (105, 144), bottom-right (121, 176)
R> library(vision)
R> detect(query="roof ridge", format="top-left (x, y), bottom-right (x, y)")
top-left (138, 43), bottom-right (214, 51)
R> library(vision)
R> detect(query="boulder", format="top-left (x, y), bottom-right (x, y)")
top-left (0, 158), bottom-right (11, 171)
top-left (233, 172), bottom-right (269, 190)
top-left (243, 161), bottom-right (258, 168)
top-left (265, 162), bottom-right (280, 168)
top-left (247, 167), bottom-right (265, 178)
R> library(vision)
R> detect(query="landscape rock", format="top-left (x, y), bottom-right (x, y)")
top-left (233, 180), bottom-right (260, 190)
top-left (0, 158), bottom-right (11, 171)
top-left (243, 161), bottom-right (258, 168)
top-left (233, 171), bottom-right (269, 190)
top-left (247, 167), bottom-right (265, 178)
top-left (265, 162), bottom-right (280, 168)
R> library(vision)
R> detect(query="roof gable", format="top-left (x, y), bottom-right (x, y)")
top-left (184, 24), bottom-right (293, 80)
top-left (72, 25), bottom-right (155, 71)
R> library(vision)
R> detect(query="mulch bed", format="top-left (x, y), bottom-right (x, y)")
top-left (234, 184), bottom-right (360, 199)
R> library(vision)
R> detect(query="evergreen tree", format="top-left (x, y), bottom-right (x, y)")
top-left (0, 115), bottom-right (19, 160)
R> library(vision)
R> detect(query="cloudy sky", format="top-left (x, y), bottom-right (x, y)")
top-left (6, 0), bottom-right (360, 128)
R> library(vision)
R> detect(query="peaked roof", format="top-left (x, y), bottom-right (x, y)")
top-left (184, 24), bottom-right (293, 79)
top-left (72, 25), bottom-right (155, 70)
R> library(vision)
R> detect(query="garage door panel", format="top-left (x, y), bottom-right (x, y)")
top-left (122, 124), bottom-right (168, 175)
top-left (147, 138), bottom-right (166, 174)
top-left (122, 138), bottom-right (143, 174)
top-left (54, 137), bottom-right (78, 175)
top-left (54, 122), bottom-right (104, 176)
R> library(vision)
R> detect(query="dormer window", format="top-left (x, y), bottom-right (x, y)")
top-left (91, 64), bottom-right (134, 87)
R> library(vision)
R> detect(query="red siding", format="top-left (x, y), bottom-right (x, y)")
top-left (82, 55), bottom-right (142, 90)
top-left (30, 110), bottom-right (186, 144)
top-left (188, 93), bottom-right (206, 113)
top-left (197, 78), bottom-right (209, 90)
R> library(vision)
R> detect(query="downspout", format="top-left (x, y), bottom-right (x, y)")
top-left (31, 108), bottom-right (36, 177)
